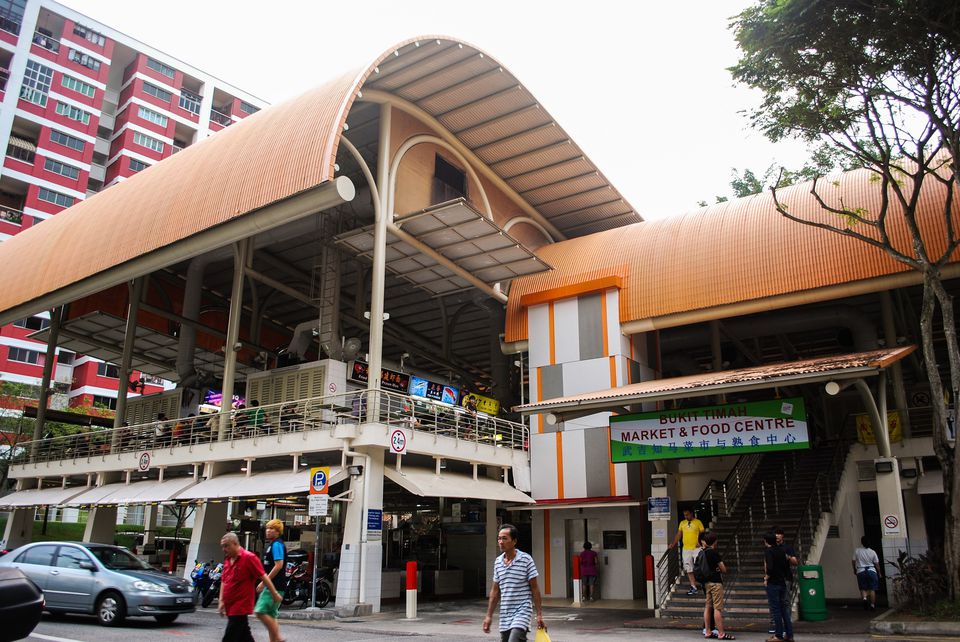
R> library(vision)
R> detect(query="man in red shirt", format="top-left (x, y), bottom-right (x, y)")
top-left (219, 532), bottom-right (281, 642)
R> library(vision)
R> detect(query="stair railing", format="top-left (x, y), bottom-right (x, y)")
top-left (654, 452), bottom-right (763, 610)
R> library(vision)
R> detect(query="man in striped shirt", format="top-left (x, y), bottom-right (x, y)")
top-left (483, 524), bottom-right (546, 641)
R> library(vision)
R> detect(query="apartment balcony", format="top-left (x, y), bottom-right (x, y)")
top-left (0, 15), bottom-right (21, 36)
top-left (0, 205), bottom-right (25, 226)
top-left (0, 68), bottom-right (9, 94)
top-left (209, 109), bottom-right (232, 128)
top-left (32, 30), bottom-right (60, 53)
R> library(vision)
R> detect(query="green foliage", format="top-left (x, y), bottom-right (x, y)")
top-left (889, 549), bottom-right (950, 613)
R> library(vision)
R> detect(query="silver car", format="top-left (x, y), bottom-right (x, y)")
top-left (0, 541), bottom-right (195, 626)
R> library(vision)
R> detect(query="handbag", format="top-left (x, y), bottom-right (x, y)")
top-left (534, 627), bottom-right (552, 642)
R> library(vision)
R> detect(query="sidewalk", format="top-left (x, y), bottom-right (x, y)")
top-left (268, 597), bottom-right (874, 639)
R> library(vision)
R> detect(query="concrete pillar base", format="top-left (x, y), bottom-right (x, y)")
top-left (185, 501), bottom-right (229, 579)
top-left (83, 506), bottom-right (118, 544)
top-left (2, 508), bottom-right (34, 549)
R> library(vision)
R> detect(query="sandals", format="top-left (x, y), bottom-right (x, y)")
top-left (717, 635), bottom-right (736, 640)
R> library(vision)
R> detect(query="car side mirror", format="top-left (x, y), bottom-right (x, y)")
top-left (79, 561), bottom-right (97, 571)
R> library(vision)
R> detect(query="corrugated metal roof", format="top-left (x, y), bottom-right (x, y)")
top-left (516, 346), bottom-right (916, 414)
top-left (505, 167), bottom-right (960, 342)
top-left (0, 36), bottom-right (639, 322)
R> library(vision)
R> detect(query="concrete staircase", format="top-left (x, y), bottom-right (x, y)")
top-left (659, 446), bottom-right (847, 622)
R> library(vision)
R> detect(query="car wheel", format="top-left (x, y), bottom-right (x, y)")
top-left (154, 614), bottom-right (178, 624)
top-left (96, 591), bottom-right (126, 627)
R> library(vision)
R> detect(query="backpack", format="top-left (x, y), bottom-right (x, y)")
top-left (693, 548), bottom-right (713, 585)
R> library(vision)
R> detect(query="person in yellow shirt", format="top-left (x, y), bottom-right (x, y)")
top-left (668, 508), bottom-right (705, 594)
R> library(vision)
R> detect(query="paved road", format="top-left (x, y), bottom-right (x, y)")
top-left (26, 610), bottom-right (878, 642)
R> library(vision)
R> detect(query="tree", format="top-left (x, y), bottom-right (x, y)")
top-left (730, 0), bottom-right (960, 600)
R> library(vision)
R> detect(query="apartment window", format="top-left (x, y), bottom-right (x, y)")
top-left (145, 57), bottom-right (175, 79)
top-left (97, 362), bottom-right (119, 378)
top-left (142, 82), bottom-right (172, 103)
top-left (67, 49), bottom-right (101, 72)
top-left (178, 88), bottom-right (201, 115)
top-left (6, 141), bottom-right (34, 163)
top-left (128, 157), bottom-right (149, 172)
top-left (55, 101), bottom-right (91, 125)
top-left (239, 101), bottom-right (259, 115)
top-left (92, 394), bottom-right (117, 410)
top-left (61, 74), bottom-right (95, 98)
top-left (432, 154), bottom-right (466, 204)
top-left (44, 157), bottom-right (81, 180)
top-left (0, 0), bottom-right (25, 35)
top-left (50, 129), bottom-right (85, 152)
top-left (133, 131), bottom-right (164, 153)
top-left (8, 346), bottom-right (44, 365)
top-left (72, 24), bottom-right (105, 47)
top-left (13, 316), bottom-right (49, 331)
top-left (137, 105), bottom-right (168, 127)
top-left (20, 60), bottom-right (53, 106)
top-left (37, 186), bottom-right (74, 208)
top-left (57, 350), bottom-right (75, 365)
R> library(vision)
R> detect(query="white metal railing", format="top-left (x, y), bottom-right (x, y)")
top-left (209, 109), bottom-right (232, 126)
top-left (32, 31), bottom-right (59, 52)
top-left (13, 389), bottom-right (528, 466)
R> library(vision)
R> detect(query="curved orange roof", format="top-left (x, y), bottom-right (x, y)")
top-left (504, 166), bottom-right (960, 342)
top-left (0, 36), bottom-right (639, 322)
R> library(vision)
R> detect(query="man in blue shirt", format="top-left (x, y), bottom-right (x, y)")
top-left (483, 524), bottom-right (546, 641)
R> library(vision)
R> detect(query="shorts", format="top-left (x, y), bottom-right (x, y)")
top-left (857, 569), bottom-right (879, 591)
top-left (682, 548), bottom-right (699, 573)
top-left (499, 628), bottom-right (528, 642)
top-left (582, 574), bottom-right (597, 586)
top-left (253, 589), bottom-right (282, 618)
top-left (705, 582), bottom-right (725, 611)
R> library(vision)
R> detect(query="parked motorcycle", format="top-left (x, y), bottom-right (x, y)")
top-left (201, 561), bottom-right (223, 608)
top-left (281, 550), bottom-right (333, 608)
top-left (190, 560), bottom-right (214, 602)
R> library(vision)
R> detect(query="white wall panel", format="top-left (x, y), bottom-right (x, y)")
top-left (561, 429), bottom-right (587, 498)
top-left (530, 431), bottom-right (558, 500)
top-left (561, 357), bottom-right (611, 396)
top-left (553, 298), bottom-right (580, 365)
top-left (527, 304), bottom-right (551, 368)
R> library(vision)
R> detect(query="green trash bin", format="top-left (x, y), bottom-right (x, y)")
top-left (797, 564), bottom-right (827, 621)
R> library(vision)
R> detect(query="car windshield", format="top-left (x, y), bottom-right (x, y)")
top-left (86, 545), bottom-right (152, 571)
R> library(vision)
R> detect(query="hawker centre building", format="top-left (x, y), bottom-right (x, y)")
top-left (0, 36), bottom-right (953, 615)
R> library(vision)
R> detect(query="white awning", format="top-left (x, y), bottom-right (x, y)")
top-left (63, 476), bottom-right (199, 506)
top-left (385, 467), bottom-right (534, 504)
top-left (0, 485), bottom-right (88, 508)
top-left (177, 468), bottom-right (346, 501)
top-left (917, 470), bottom-right (944, 495)
top-left (63, 483), bottom-right (124, 506)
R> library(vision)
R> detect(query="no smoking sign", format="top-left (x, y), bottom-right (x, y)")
top-left (390, 429), bottom-right (407, 454)
top-left (883, 514), bottom-right (901, 535)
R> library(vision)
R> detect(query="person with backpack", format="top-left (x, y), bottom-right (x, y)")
top-left (700, 532), bottom-right (735, 640)
top-left (763, 532), bottom-right (793, 642)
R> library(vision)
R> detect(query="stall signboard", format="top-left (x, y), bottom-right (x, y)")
top-left (855, 410), bottom-right (904, 445)
top-left (610, 398), bottom-right (809, 463)
top-left (203, 390), bottom-right (245, 408)
top-left (349, 360), bottom-right (410, 394)
top-left (409, 375), bottom-right (459, 405)
top-left (461, 392), bottom-right (500, 415)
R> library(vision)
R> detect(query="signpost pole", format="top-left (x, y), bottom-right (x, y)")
top-left (311, 517), bottom-right (320, 608)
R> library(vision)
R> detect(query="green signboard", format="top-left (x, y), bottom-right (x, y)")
top-left (610, 397), bottom-right (808, 463)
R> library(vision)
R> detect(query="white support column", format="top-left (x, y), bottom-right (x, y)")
top-left (366, 103), bottom-right (392, 419)
top-left (184, 501), bottom-right (229, 579)
top-left (2, 508), bottom-right (35, 549)
top-left (33, 307), bottom-right (63, 446)
top-left (485, 499), bottom-right (498, 596)
top-left (219, 239), bottom-right (250, 439)
top-left (874, 458), bottom-right (908, 606)
top-left (142, 504), bottom-right (157, 549)
top-left (83, 506), bottom-right (118, 544)
top-left (336, 446), bottom-right (385, 615)
top-left (650, 473), bottom-right (676, 613)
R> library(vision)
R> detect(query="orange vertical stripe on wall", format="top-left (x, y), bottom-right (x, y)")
top-left (607, 426), bottom-right (617, 496)
top-left (543, 509), bottom-right (552, 594)
top-left (600, 290), bottom-right (609, 356)
top-left (548, 301), bottom-right (556, 365)
top-left (555, 431), bottom-right (564, 499)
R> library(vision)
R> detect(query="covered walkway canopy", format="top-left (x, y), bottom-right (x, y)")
top-left (516, 346), bottom-right (916, 417)
top-left (176, 468), bottom-right (348, 501)
top-left (384, 466), bottom-right (534, 503)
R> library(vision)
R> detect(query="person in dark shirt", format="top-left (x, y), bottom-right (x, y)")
top-left (763, 533), bottom-right (794, 642)
top-left (255, 519), bottom-right (287, 642)
top-left (767, 526), bottom-right (798, 634)
top-left (702, 532), bottom-right (735, 640)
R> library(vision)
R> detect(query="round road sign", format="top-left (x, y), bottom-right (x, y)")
top-left (390, 429), bottom-right (407, 454)
top-left (884, 515), bottom-right (899, 530)
top-left (137, 452), bottom-right (151, 472)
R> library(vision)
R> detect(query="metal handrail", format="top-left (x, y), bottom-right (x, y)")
top-left (655, 548), bottom-right (680, 609)
top-left (10, 389), bottom-right (529, 466)
top-left (210, 109), bottom-right (232, 126)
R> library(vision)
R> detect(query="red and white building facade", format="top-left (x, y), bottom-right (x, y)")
top-left (0, 0), bottom-right (266, 412)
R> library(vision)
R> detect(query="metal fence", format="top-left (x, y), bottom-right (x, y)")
top-left (11, 389), bottom-right (529, 466)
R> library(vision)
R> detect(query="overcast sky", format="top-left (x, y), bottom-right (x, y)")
top-left (63, 0), bottom-right (813, 220)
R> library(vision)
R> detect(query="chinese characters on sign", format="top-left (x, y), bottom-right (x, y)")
top-left (409, 375), bottom-right (459, 405)
top-left (349, 360), bottom-right (411, 393)
top-left (854, 410), bottom-right (904, 445)
top-left (610, 398), bottom-right (809, 463)
top-left (460, 392), bottom-right (500, 415)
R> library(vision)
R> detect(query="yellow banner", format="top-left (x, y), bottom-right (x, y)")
top-left (855, 410), bottom-right (904, 444)
top-left (461, 392), bottom-right (500, 415)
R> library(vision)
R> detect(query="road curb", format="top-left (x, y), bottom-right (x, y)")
top-left (870, 608), bottom-right (960, 636)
